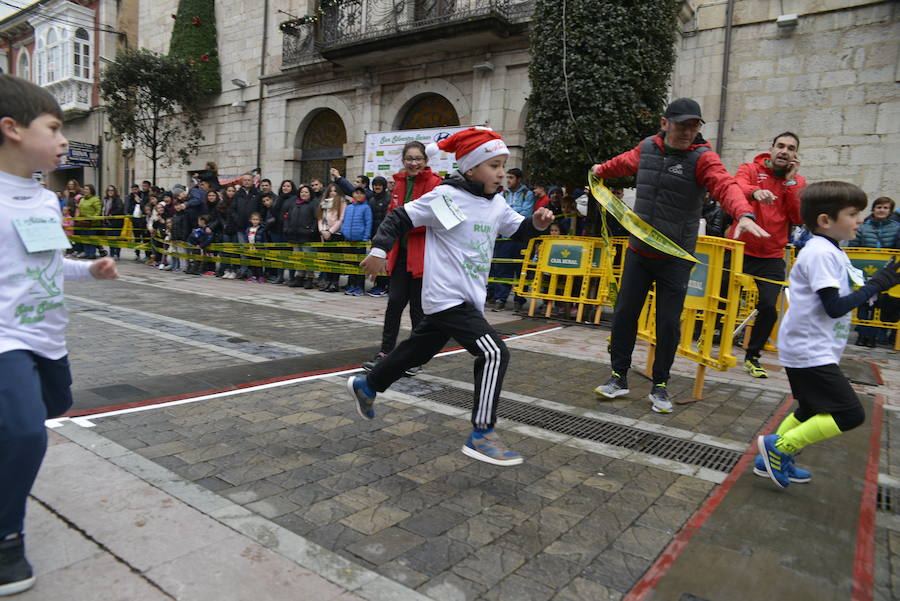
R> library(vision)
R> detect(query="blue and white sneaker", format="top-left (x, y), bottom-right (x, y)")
top-left (344, 286), bottom-right (358, 296)
top-left (753, 454), bottom-right (811, 483)
top-left (347, 375), bottom-right (376, 420)
top-left (462, 430), bottom-right (523, 466)
top-left (367, 287), bottom-right (386, 297)
top-left (757, 434), bottom-right (792, 489)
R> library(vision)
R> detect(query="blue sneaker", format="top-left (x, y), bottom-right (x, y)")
top-left (347, 376), bottom-right (376, 419)
top-left (753, 454), bottom-right (811, 483)
top-left (344, 286), bottom-right (357, 296)
top-left (367, 287), bottom-right (386, 297)
top-left (462, 430), bottom-right (523, 467)
top-left (757, 434), bottom-right (792, 489)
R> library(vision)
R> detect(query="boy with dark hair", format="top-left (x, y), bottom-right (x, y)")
top-left (348, 127), bottom-right (554, 466)
top-left (0, 74), bottom-right (118, 595)
top-left (757, 181), bottom-right (900, 488)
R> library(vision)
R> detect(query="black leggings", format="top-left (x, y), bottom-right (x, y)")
top-left (380, 268), bottom-right (423, 354)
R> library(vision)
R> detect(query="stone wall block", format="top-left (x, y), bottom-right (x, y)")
top-left (849, 145), bottom-right (884, 166)
top-left (744, 95), bottom-right (776, 111)
top-left (799, 146), bottom-right (840, 167)
top-left (765, 76), bottom-right (790, 93)
top-left (875, 103), bottom-right (900, 134)
top-left (843, 105), bottom-right (879, 135)
top-left (819, 70), bottom-right (857, 88)
top-left (858, 65), bottom-right (896, 84)
top-left (792, 74), bottom-right (820, 91)
top-left (829, 87), bottom-right (866, 107)
top-left (737, 59), bottom-right (775, 79)
top-left (804, 51), bottom-right (854, 73)
top-left (863, 43), bottom-right (896, 68)
top-left (866, 83), bottom-right (900, 104)
top-left (776, 55), bottom-right (803, 75)
top-left (802, 107), bottom-right (843, 136)
top-left (779, 89), bottom-right (828, 108)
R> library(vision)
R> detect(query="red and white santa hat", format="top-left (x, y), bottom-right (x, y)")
top-left (425, 127), bottom-right (509, 175)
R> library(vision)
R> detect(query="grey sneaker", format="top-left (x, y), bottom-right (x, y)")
top-left (649, 383), bottom-right (673, 414)
top-left (595, 372), bottom-right (629, 398)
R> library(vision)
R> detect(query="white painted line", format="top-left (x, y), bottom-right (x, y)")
top-left (75, 311), bottom-right (269, 363)
top-left (63, 326), bottom-right (563, 427)
top-left (68, 367), bottom-right (365, 427)
top-left (67, 294), bottom-right (317, 355)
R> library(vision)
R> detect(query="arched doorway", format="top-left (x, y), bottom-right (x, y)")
top-left (398, 94), bottom-right (460, 130)
top-left (299, 109), bottom-right (347, 184)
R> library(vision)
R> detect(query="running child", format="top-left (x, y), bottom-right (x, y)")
top-left (757, 181), bottom-right (900, 488)
top-left (348, 127), bottom-right (554, 466)
top-left (0, 74), bottom-right (118, 595)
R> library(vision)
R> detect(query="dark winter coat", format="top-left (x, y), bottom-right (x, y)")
top-left (283, 197), bottom-right (320, 243)
top-left (171, 210), bottom-right (191, 242)
top-left (233, 186), bottom-right (261, 231)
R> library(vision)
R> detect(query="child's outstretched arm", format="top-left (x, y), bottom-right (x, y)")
top-left (361, 206), bottom-right (414, 278)
top-left (817, 258), bottom-right (899, 318)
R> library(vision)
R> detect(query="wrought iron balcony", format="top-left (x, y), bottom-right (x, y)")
top-left (281, 0), bottom-right (534, 68)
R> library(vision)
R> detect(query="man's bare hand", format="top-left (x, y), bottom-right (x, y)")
top-left (89, 257), bottom-right (119, 280)
top-left (786, 156), bottom-right (801, 181)
top-left (732, 216), bottom-right (770, 239)
top-left (361, 254), bottom-right (386, 280)
top-left (330, 167), bottom-right (341, 180)
top-left (752, 189), bottom-right (777, 205)
top-left (532, 207), bottom-right (554, 230)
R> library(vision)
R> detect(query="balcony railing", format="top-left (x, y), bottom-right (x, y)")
top-left (281, 0), bottom-right (534, 69)
top-left (45, 78), bottom-right (91, 115)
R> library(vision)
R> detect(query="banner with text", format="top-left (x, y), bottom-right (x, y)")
top-left (363, 126), bottom-right (468, 179)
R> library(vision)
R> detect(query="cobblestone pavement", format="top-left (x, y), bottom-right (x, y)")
top-left (57, 257), bottom-right (900, 600)
top-left (88, 377), bottom-right (716, 601)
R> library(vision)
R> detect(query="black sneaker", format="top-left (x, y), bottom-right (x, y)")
top-left (491, 300), bottom-right (506, 312)
top-left (403, 365), bottom-right (423, 377)
top-left (362, 352), bottom-right (387, 373)
top-left (0, 534), bottom-right (35, 596)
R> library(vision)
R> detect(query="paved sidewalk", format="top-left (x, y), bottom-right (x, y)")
top-left (21, 427), bottom-right (408, 601)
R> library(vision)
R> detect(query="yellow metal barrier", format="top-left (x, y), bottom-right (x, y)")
top-left (636, 236), bottom-right (751, 398)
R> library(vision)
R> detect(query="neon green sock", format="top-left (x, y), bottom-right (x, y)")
top-left (775, 413), bottom-right (842, 454)
top-left (775, 412), bottom-right (802, 437)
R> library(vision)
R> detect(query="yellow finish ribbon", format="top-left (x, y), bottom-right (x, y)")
top-left (588, 172), bottom-right (699, 264)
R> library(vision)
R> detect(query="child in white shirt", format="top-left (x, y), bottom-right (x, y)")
top-left (0, 74), bottom-right (117, 595)
top-left (757, 181), bottom-right (899, 488)
top-left (347, 127), bottom-right (554, 466)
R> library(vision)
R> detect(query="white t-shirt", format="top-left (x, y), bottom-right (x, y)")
top-left (398, 184), bottom-right (524, 315)
top-left (0, 171), bottom-right (93, 359)
top-left (777, 235), bottom-right (853, 368)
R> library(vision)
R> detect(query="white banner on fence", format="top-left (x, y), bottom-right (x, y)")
top-left (363, 126), bottom-right (468, 180)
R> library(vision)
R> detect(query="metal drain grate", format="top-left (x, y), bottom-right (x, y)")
top-left (421, 386), bottom-right (742, 472)
top-left (877, 485), bottom-right (897, 513)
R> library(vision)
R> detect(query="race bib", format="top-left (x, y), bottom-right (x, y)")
top-left (432, 194), bottom-right (466, 230)
top-left (13, 216), bottom-right (71, 253)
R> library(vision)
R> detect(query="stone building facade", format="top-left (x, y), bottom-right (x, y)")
top-left (672, 0), bottom-right (898, 197)
top-left (135, 0), bottom-right (898, 201)
top-left (0, 0), bottom-right (135, 193)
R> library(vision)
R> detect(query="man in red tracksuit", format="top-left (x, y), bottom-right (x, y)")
top-left (591, 98), bottom-right (770, 413)
top-left (728, 132), bottom-right (805, 378)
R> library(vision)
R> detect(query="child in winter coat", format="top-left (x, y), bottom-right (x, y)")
top-left (341, 187), bottom-right (372, 295)
top-left (246, 212), bottom-right (269, 282)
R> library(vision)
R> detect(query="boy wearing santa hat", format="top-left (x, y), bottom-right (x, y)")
top-left (348, 127), bottom-right (554, 466)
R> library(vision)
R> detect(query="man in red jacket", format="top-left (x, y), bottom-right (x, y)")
top-left (728, 132), bottom-right (805, 378)
top-left (591, 98), bottom-right (769, 414)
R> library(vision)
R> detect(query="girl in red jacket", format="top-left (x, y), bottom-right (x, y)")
top-left (363, 141), bottom-right (443, 374)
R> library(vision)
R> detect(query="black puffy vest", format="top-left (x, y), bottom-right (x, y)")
top-left (632, 136), bottom-right (710, 255)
